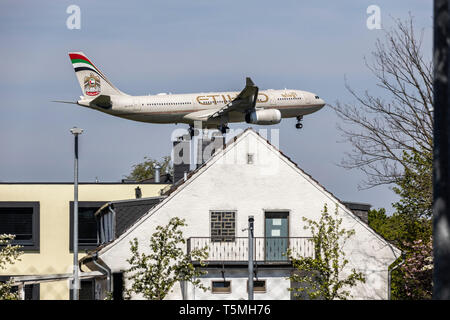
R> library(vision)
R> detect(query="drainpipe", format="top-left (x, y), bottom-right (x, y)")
top-left (92, 253), bottom-right (112, 297)
top-left (109, 206), bottom-right (116, 242)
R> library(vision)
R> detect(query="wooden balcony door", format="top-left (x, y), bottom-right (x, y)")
top-left (265, 212), bottom-right (289, 261)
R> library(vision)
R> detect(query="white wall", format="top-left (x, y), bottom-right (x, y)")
top-left (186, 269), bottom-right (292, 300)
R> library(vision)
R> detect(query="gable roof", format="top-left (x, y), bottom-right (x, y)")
top-left (91, 128), bottom-right (401, 259)
top-left (139, 173), bottom-right (173, 184)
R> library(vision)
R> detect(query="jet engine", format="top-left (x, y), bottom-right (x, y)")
top-left (245, 109), bottom-right (282, 125)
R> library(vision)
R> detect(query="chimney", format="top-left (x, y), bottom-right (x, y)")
top-left (343, 202), bottom-right (371, 224)
top-left (135, 186), bottom-right (142, 199)
top-left (154, 164), bottom-right (161, 183)
top-left (197, 132), bottom-right (225, 168)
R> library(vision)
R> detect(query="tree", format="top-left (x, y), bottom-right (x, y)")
top-left (0, 235), bottom-right (23, 300)
top-left (332, 16), bottom-right (434, 299)
top-left (331, 15), bottom-right (433, 189)
top-left (125, 217), bottom-right (208, 300)
top-left (391, 149), bottom-right (432, 300)
top-left (126, 156), bottom-right (171, 182)
top-left (368, 208), bottom-right (431, 251)
top-left (288, 204), bottom-right (365, 300)
top-left (368, 208), bottom-right (431, 299)
top-left (392, 148), bottom-right (432, 220)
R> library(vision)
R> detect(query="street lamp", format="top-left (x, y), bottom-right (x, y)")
top-left (248, 216), bottom-right (254, 300)
top-left (70, 127), bottom-right (83, 300)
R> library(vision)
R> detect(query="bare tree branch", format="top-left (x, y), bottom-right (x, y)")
top-left (330, 15), bottom-right (433, 189)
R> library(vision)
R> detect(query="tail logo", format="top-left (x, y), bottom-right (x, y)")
top-left (84, 73), bottom-right (100, 96)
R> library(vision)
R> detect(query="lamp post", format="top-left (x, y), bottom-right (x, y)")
top-left (248, 216), bottom-right (254, 300)
top-left (70, 127), bottom-right (83, 300)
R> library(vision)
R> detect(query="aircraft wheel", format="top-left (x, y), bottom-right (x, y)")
top-left (188, 126), bottom-right (195, 138)
top-left (218, 124), bottom-right (229, 135)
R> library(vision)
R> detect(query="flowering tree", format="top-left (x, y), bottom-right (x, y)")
top-left (401, 237), bottom-right (433, 299)
top-left (0, 234), bottom-right (23, 300)
top-left (288, 204), bottom-right (365, 300)
top-left (125, 217), bottom-right (209, 300)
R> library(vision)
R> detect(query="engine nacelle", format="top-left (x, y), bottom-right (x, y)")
top-left (245, 109), bottom-right (282, 125)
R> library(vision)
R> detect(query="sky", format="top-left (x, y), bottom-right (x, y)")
top-left (0, 0), bottom-right (433, 213)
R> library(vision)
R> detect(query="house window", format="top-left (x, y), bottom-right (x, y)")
top-left (0, 202), bottom-right (40, 251)
top-left (247, 153), bottom-right (254, 164)
top-left (69, 279), bottom-right (95, 300)
top-left (24, 283), bottom-right (40, 300)
top-left (80, 279), bottom-right (95, 300)
top-left (8, 282), bottom-right (40, 300)
top-left (212, 280), bottom-right (231, 293)
top-left (247, 280), bottom-right (266, 293)
top-left (210, 211), bottom-right (236, 242)
top-left (70, 201), bottom-right (106, 251)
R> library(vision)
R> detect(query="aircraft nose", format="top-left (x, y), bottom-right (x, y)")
top-left (312, 94), bottom-right (326, 108)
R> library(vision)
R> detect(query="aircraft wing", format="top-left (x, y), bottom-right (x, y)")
top-left (208, 77), bottom-right (259, 119)
top-left (183, 108), bottom-right (222, 122)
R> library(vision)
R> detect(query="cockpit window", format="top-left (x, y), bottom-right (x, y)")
top-left (315, 95), bottom-right (320, 99)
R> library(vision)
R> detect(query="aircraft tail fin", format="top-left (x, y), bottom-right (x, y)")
top-left (68, 52), bottom-right (127, 98)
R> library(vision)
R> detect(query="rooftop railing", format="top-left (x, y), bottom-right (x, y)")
top-left (187, 237), bottom-right (314, 263)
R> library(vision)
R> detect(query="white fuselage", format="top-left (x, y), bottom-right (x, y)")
top-left (78, 89), bottom-right (325, 127)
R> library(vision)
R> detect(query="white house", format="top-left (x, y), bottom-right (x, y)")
top-left (81, 128), bottom-right (401, 300)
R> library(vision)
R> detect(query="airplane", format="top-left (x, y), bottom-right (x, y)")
top-left (60, 52), bottom-right (326, 136)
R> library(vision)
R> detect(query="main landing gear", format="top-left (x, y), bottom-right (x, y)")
top-left (295, 116), bottom-right (303, 129)
top-left (188, 123), bottom-right (229, 137)
top-left (188, 124), bottom-right (198, 138)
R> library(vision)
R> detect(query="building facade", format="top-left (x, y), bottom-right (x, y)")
top-left (83, 129), bottom-right (401, 300)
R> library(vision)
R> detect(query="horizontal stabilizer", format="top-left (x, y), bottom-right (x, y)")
top-left (51, 100), bottom-right (78, 104)
top-left (89, 94), bottom-right (112, 109)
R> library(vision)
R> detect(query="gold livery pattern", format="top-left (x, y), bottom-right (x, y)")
top-left (195, 93), bottom-right (269, 105)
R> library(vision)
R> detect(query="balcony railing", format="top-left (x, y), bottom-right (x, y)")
top-left (187, 237), bottom-right (314, 263)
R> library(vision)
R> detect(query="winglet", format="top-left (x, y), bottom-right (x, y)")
top-left (246, 77), bottom-right (255, 87)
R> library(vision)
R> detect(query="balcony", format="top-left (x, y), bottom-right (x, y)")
top-left (187, 237), bottom-right (314, 264)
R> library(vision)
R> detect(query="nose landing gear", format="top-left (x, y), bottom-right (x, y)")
top-left (295, 116), bottom-right (303, 129)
